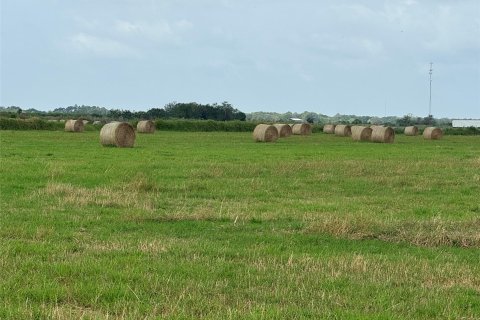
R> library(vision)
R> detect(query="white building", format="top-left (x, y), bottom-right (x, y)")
top-left (452, 119), bottom-right (480, 128)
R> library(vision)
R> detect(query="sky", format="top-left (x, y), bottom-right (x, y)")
top-left (1, 0), bottom-right (479, 118)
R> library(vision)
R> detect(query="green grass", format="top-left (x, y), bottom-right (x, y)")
top-left (1, 131), bottom-right (479, 319)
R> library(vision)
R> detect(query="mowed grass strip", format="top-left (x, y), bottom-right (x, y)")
top-left (0, 131), bottom-right (479, 319)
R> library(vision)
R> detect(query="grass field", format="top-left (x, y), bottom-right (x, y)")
top-left (1, 130), bottom-right (479, 319)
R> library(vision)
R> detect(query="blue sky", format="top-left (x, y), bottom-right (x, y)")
top-left (1, 0), bottom-right (479, 117)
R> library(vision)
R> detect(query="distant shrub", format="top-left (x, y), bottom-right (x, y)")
top-left (0, 118), bottom-right (96, 131)
top-left (154, 119), bottom-right (257, 132)
top-left (443, 127), bottom-right (479, 136)
top-left (0, 118), bottom-right (60, 130)
top-left (311, 124), bottom-right (323, 133)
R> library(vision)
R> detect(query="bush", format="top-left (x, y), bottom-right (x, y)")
top-left (443, 127), bottom-right (479, 136)
top-left (154, 119), bottom-right (257, 132)
top-left (0, 118), bottom-right (97, 131)
top-left (0, 118), bottom-right (62, 130)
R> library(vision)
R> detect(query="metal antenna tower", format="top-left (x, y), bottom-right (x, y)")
top-left (429, 62), bottom-right (433, 116)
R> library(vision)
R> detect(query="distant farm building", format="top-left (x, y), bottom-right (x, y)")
top-left (452, 119), bottom-right (480, 128)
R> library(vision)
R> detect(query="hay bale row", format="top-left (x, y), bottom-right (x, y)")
top-left (137, 120), bottom-right (155, 134)
top-left (100, 122), bottom-right (136, 147)
top-left (253, 124), bottom-right (278, 142)
top-left (423, 127), bottom-right (443, 140)
top-left (371, 126), bottom-right (395, 143)
top-left (273, 124), bottom-right (292, 137)
top-left (292, 123), bottom-right (312, 135)
top-left (65, 119), bottom-right (84, 132)
top-left (335, 125), bottom-right (351, 137)
top-left (323, 124), bottom-right (336, 134)
top-left (351, 126), bottom-right (372, 141)
top-left (404, 126), bottom-right (418, 136)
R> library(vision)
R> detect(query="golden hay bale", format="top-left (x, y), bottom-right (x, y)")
top-left (292, 123), bottom-right (312, 135)
top-left (82, 120), bottom-right (89, 125)
top-left (371, 126), bottom-right (395, 143)
top-left (351, 126), bottom-right (372, 141)
top-left (64, 119), bottom-right (84, 132)
top-left (253, 124), bottom-right (278, 142)
top-left (137, 120), bottom-right (156, 134)
top-left (334, 125), bottom-right (351, 137)
top-left (323, 124), bottom-right (336, 134)
top-left (93, 121), bottom-right (102, 125)
top-left (423, 127), bottom-right (443, 140)
top-left (274, 124), bottom-right (292, 137)
top-left (100, 122), bottom-right (136, 147)
top-left (404, 126), bottom-right (419, 136)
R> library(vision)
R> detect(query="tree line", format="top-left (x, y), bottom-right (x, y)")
top-left (1, 102), bottom-right (246, 121)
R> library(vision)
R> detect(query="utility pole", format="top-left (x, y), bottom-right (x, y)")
top-left (429, 62), bottom-right (433, 117)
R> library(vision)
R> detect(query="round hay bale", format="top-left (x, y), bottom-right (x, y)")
top-left (93, 120), bottom-right (102, 125)
top-left (64, 119), bottom-right (84, 132)
top-left (423, 127), bottom-right (443, 140)
top-left (100, 122), bottom-right (136, 147)
top-left (334, 125), bottom-right (351, 137)
top-left (274, 124), bottom-right (292, 137)
top-left (371, 126), bottom-right (395, 143)
top-left (137, 120), bottom-right (155, 134)
top-left (292, 123), bottom-right (312, 135)
top-left (82, 120), bottom-right (89, 125)
top-left (351, 126), bottom-right (372, 141)
top-left (404, 126), bottom-right (419, 136)
top-left (253, 124), bottom-right (278, 142)
top-left (323, 124), bottom-right (336, 134)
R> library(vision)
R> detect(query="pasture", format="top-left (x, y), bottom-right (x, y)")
top-left (0, 130), bottom-right (479, 319)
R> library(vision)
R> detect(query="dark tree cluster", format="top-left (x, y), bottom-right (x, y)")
top-left (109, 102), bottom-right (245, 121)
top-left (396, 114), bottom-right (436, 126)
top-left (1, 101), bottom-right (246, 122)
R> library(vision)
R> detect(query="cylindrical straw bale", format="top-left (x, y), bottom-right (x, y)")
top-left (292, 123), bottom-right (312, 135)
top-left (93, 121), bottom-right (102, 125)
top-left (82, 120), bottom-right (89, 125)
top-left (404, 126), bottom-right (418, 136)
top-left (64, 119), bottom-right (84, 132)
top-left (137, 120), bottom-right (155, 134)
top-left (100, 122), bottom-right (136, 147)
top-left (351, 126), bottom-right (372, 141)
top-left (253, 124), bottom-right (278, 142)
top-left (423, 127), bottom-right (443, 140)
top-left (334, 125), bottom-right (351, 137)
top-left (323, 124), bottom-right (336, 134)
top-left (371, 126), bottom-right (395, 143)
top-left (274, 124), bottom-right (292, 137)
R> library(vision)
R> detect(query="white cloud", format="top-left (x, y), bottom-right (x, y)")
top-left (69, 33), bottom-right (139, 58)
top-left (114, 20), bottom-right (173, 40)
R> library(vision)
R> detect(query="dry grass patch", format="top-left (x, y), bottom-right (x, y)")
top-left (86, 239), bottom-right (173, 255)
top-left (36, 175), bottom-right (158, 212)
top-left (306, 215), bottom-right (480, 248)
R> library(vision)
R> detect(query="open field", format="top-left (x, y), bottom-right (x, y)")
top-left (1, 130), bottom-right (479, 319)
